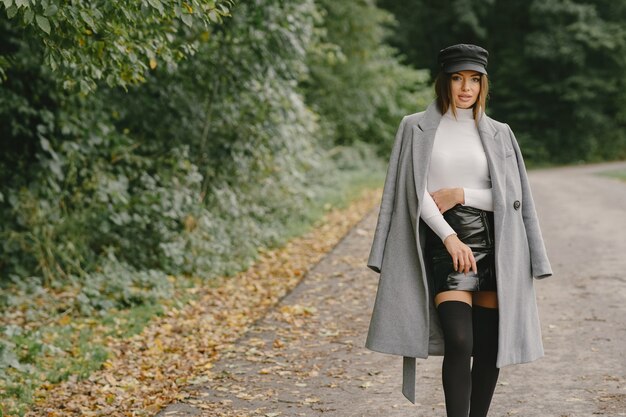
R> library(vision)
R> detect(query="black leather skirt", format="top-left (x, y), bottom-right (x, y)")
top-left (424, 204), bottom-right (496, 297)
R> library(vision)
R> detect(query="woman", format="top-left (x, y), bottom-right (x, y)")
top-left (364, 44), bottom-right (553, 417)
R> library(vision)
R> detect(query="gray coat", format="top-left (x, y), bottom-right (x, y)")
top-left (365, 99), bottom-right (553, 404)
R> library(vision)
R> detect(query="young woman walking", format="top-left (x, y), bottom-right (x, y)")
top-left (364, 43), bottom-right (553, 417)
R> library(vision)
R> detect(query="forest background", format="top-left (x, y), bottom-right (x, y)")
top-left (1, 0), bottom-right (625, 415)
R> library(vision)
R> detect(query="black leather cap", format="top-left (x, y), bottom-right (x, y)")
top-left (438, 43), bottom-right (489, 75)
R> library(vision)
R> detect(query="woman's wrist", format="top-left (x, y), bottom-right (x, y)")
top-left (458, 187), bottom-right (465, 205)
top-left (443, 233), bottom-right (458, 245)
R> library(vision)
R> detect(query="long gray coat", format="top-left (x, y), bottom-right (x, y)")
top-left (365, 99), bottom-right (554, 404)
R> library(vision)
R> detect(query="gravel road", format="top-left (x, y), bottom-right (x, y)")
top-left (157, 160), bottom-right (626, 417)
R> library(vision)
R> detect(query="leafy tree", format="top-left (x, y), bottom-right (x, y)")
top-left (304, 0), bottom-right (431, 156)
top-left (0, 0), bottom-right (327, 286)
top-left (376, 0), bottom-right (626, 162)
top-left (0, 0), bottom-right (234, 93)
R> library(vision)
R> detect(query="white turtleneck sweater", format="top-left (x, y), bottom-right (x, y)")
top-left (420, 105), bottom-right (494, 242)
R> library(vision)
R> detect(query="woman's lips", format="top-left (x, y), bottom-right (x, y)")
top-left (458, 95), bottom-right (473, 101)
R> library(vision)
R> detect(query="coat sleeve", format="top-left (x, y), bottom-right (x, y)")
top-left (366, 116), bottom-right (408, 273)
top-left (506, 124), bottom-right (554, 279)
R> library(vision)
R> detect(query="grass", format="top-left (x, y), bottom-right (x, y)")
top-left (596, 168), bottom-right (626, 182)
top-left (279, 164), bottom-right (385, 245)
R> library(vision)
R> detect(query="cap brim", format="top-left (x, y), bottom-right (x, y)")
top-left (444, 62), bottom-right (487, 75)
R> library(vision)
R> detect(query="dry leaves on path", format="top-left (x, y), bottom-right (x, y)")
top-left (22, 188), bottom-right (382, 417)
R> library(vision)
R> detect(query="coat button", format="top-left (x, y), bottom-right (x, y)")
top-left (513, 200), bottom-right (521, 210)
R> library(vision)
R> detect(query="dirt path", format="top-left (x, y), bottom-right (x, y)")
top-left (157, 161), bottom-right (626, 417)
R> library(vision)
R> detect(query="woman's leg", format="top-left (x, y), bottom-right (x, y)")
top-left (435, 290), bottom-right (473, 417)
top-left (470, 291), bottom-right (500, 417)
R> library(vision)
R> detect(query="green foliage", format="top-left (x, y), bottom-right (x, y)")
top-left (108, 0), bottom-right (329, 277)
top-left (0, 311), bottom-right (111, 415)
top-left (0, 0), bottom-right (234, 93)
top-left (377, 0), bottom-right (626, 163)
top-left (0, 0), bottom-right (428, 295)
top-left (520, 0), bottom-right (626, 162)
top-left (304, 0), bottom-right (432, 155)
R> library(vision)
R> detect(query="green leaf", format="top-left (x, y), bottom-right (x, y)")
top-left (147, 0), bottom-right (164, 14)
top-left (2, 0), bottom-right (13, 9)
top-left (44, 4), bottom-right (58, 17)
top-left (39, 136), bottom-right (53, 153)
top-left (36, 15), bottom-right (51, 34)
top-left (181, 13), bottom-right (193, 27)
top-left (23, 8), bottom-right (34, 24)
top-left (80, 79), bottom-right (90, 93)
top-left (80, 10), bottom-right (96, 31)
top-left (49, 55), bottom-right (57, 70)
top-left (6, 5), bottom-right (18, 18)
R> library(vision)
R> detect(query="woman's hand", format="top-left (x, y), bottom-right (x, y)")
top-left (443, 234), bottom-right (477, 275)
top-left (430, 187), bottom-right (464, 214)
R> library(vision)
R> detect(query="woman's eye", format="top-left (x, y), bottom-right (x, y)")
top-left (472, 77), bottom-right (480, 82)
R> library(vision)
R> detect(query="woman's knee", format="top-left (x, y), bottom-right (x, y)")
top-left (446, 326), bottom-right (473, 356)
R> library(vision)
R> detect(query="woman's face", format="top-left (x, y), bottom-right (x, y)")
top-left (449, 70), bottom-right (482, 109)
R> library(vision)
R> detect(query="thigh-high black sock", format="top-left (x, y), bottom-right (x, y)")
top-left (469, 305), bottom-right (500, 417)
top-left (437, 300), bottom-right (473, 417)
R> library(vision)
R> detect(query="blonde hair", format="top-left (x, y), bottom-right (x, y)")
top-left (434, 70), bottom-right (489, 125)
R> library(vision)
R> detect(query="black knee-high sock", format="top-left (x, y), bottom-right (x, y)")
top-left (437, 300), bottom-right (473, 417)
top-left (470, 305), bottom-right (500, 417)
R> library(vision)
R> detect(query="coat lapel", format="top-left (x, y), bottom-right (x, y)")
top-left (411, 100), bottom-right (441, 211)
top-left (477, 106), bottom-right (506, 216)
